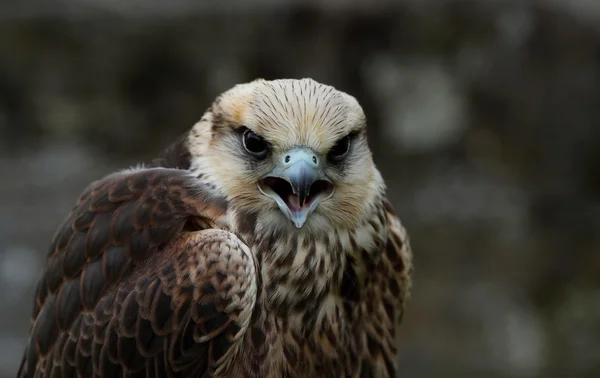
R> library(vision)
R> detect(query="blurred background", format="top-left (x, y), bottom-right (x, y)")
top-left (1, 0), bottom-right (600, 377)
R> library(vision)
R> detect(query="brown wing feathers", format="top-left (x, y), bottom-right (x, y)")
top-left (359, 200), bottom-right (413, 378)
top-left (19, 168), bottom-right (255, 378)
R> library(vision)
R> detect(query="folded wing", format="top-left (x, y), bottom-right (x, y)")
top-left (18, 168), bottom-right (257, 378)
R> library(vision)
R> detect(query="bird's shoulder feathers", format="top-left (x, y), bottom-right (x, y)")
top-left (18, 167), bottom-right (258, 378)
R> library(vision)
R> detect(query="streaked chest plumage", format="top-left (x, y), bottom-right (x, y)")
top-left (221, 205), bottom-right (393, 378)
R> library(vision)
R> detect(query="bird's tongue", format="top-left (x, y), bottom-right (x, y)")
top-left (286, 193), bottom-right (304, 212)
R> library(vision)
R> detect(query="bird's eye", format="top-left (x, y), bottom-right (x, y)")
top-left (242, 128), bottom-right (269, 159)
top-left (328, 135), bottom-right (351, 162)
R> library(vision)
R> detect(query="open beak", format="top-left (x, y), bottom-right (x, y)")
top-left (258, 147), bottom-right (334, 228)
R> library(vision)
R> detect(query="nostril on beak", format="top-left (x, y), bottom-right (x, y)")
top-left (284, 155), bottom-right (291, 163)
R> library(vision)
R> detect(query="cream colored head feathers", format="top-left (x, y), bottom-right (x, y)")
top-left (188, 78), bottom-right (384, 233)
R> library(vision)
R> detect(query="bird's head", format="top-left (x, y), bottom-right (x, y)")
top-left (188, 78), bottom-right (384, 233)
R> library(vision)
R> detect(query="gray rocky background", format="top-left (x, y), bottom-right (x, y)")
top-left (1, 0), bottom-right (600, 377)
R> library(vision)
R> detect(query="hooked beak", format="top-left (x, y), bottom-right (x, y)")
top-left (258, 147), bottom-right (334, 228)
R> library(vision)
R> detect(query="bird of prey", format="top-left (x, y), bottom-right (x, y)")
top-left (18, 78), bottom-right (413, 378)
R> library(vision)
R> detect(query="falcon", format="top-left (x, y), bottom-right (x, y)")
top-left (18, 78), bottom-right (413, 378)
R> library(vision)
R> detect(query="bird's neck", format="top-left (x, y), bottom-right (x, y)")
top-left (228, 202), bottom-right (388, 331)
